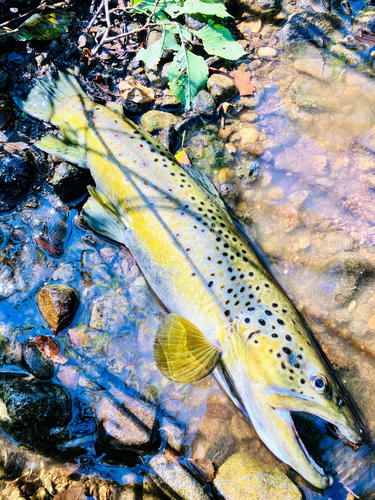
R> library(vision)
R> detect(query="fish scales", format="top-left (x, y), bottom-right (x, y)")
top-left (15, 70), bottom-right (366, 490)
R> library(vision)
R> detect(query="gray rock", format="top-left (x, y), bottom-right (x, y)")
top-left (97, 391), bottom-right (157, 451)
top-left (36, 284), bottom-right (79, 334)
top-left (148, 454), bottom-right (210, 500)
top-left (140, 110), bottom-right (179, 134)
top-left (0, 153), bottom-right (32, 213)
top-left (50, 162), bottom-right (92, 203)
top-left (207, 74), bottom-right (238, 102)
top-left (0, 372), bottom-right (71, 453)
top-left (277, 12), bottom-right (345, 46)
top-left (329, 43), bottom-right (366, 66)
top-left (157, 125), bottom-right (178, 152)
top-left (193, 91), bottom-right (217, 119)
top-left (184, 15), bottom-right (207, 31)
top-left (21, 339), bottom-right (54, 381)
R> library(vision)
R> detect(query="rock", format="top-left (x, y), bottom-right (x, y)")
top-left (157, 125), bottom-right (178, 152)
top-left (207, 74), bottom-right (238, 102)
top-left (21, 339), bottom-right (54, 380)
top-left (277, 12), bottom-right (345, 46)
top-left (50, 162), bottom-right (92, 203)
top-left (0, 372), bottom-right (71, 452)
top-left (0, 69), bottom-right (8, 91)
top-left (193, 91), bottom-right (217, 119)
top-left (290, 76), bottom-right (339, 113)
top-left (97, 391), bottom-right (157, 451)
top-left (357, 127), bottom-right (375, 154)
top-left (161, 90), bottom-right (182, 109)
top-left (236, 160), bottom-right (260, 183)
top-left (89, 295), bottom-right (130, 333)
top-left (257, 47), bottom-right (277, 58)
top-left (184, 15), bottom-right (207, 31)
top-left (36, 284), bottom-right (79, 334)
top-left (329, 44), bottom-right (364, 66)
top-left (141, 110), bottom-right (179, 134)
top-left (213, 452), bottom-right (302, 500)
top-left (234, 0), bottom-right (282, 14)
top-left (148, 454), bottom-right (210, 500)
top-left (0, 153), bottom-right (32, 213)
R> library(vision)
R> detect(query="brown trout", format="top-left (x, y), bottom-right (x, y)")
top-left (15, 70), bottom-right (366, 489)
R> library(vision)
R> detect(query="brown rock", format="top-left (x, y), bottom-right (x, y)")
top-left (36, 285), bottom-right (79, 334)
top-left (207, 74), bottom-right (238, 102)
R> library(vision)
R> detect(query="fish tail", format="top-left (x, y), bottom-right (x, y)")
top-left (13, 69), bottom-right (87, 123)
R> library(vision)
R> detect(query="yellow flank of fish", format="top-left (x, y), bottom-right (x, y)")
top-left (15, 70), bottom-right (367, 491)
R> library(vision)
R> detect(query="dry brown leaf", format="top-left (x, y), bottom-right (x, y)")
top-left (0, 131), bottom-right (32, 152)
top-left (230, 70), bottom-right (255, 96)
top-left (119, 76), bottom-right (155, 104)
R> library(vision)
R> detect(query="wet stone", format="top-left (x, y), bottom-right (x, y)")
top-left (50, 162), bottom-right (93, 203)
top-left (258, 47), bottom-right (277, 58)
top-left (213, 452), bottom-right (302, 500)
top-left (207, 74), bottom-right (238, 102)
top-left (97, 392), bottom-right (157, 451)
top-left (0, 372), bottom-right (71, 453)
top-left (140, 110), bottom-right (179, 134)
top-left (234, 0), bottom-right (282, 14)
top-left (193, 91), bottom-right (217, 119)
top-left (21, 339), bottom-right (54, 380)
top-left (0, 69), bottom-right (8, 91)
top-left (148, 454), bottom-right (210, 500)
top-left (37, 284), bottom-right (79, 334)
top-left (0, 154), bottom-right (32, 213)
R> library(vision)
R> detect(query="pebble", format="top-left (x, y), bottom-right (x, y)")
top-left (21, 339), bottom-right (54, 380)
top-left (240, 110), bottom-right (258, 123)
top-left (0, 372), bottom-right (71, 453)
top-left (50, 162), bottom-right (93, 203)
top-left (213, 452), bottom-right (302, 500)
top-left (148, 454), bottom-right (210, 500)
top-left (193, 91), bottom-right (217, 119)
top-left (36, 284), bottom-right (79, 334)
top-left (161, 90), bottom-right (182, 109)
top-left (207, 74), bottom-right (238, 102)
top-left (97, 391), bottom-right (157, 451)
top-left (0, 154), bottom-right (32, 213)
top-left (140, 110), bottom-right (179, 134)
top-left (267, 186), bottom-right (284, 200)
top-left (234, 0), bottom-right (282, 14)
top-left (257, 47), bottom-right (277, 58)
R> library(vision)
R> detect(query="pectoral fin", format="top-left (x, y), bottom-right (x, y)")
top-left (154, 313), bottom-right (222, 383)
top-left (82, 186), bottom-right (130, 245)
top-left (35, 136), bottom-right (86, 168)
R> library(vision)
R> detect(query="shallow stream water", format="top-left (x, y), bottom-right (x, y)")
top-left (2, 30), bottom-right (375, 500)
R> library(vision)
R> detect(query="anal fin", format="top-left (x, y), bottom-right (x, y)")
top-left (154, 313), bottom-right (222, 384)
top-left (36, 136), bottom-right (86, 168)
top-left (82, 186), bottom-right (130, 245)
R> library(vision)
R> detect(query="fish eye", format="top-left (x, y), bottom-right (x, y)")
top-left (310, 374), bottom-right (328, 393)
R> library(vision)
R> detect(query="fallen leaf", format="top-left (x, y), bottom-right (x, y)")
top-left (229, 69), bottom-right (255, 96)
top-left (34, 335), bottom-right (68, 364)
top-left (0, 130), bottom-right (32, 152)
top-left (175, 148), bottom-right (192, 168)
top-left (119, 76), bottom-right (155, 104)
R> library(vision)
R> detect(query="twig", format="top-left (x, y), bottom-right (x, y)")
top-left (86, 0), bottom-right (104, 31)
top-left (0, 3), bottom-right (44, 28)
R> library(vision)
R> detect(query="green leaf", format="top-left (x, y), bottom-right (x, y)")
top-left (165, 0), bottom-right (230, 18)
top-left (169, 23), bottom-right (193, 41)
top-left (4, 7), bottom-right (74, 41)
top-left (194, 23), bottom-right (247, 60)
top-left (167, 45), bottom-right (208, 110)
top-left (136, 30), bottom-right (179, 67)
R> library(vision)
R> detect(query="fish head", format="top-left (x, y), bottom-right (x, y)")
top-left (223, 308), bottom-right (367, 489)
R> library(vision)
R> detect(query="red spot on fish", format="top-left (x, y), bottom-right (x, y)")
top-left (179, 212), bottom-right (184, 216)
top-left (168, 188), bottom-right (173, 192)
top-left (139, 144), bottom-right (144, 148)
top-left (92, 116), bottom-right (97, 120)
top-left (95, 132), bottom-right (99, 135)
top-left (185, 247), bottom-right (191, 252)
top-left (118, 153), bottom-right (123, 157)
top-left (125, 179), bottom-right (129, 182)
top-left (142, 162), bottom-right (147, 167)
top-left (114, 120), bottom-right (118, 124)
top-left (175, 233), bottom-right (180, 237)
top-left (78, 108), bottom-right (83, 111)
top-left (143, 181), bottom-right (148, 186)
top-left (201, 229), bottom-right (205, 233)
top-left (150, 202), bottom-right (155, 206)
top-left (114, 134), bottom-right (119, 138)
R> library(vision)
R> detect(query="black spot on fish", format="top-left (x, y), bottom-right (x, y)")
top-left (281, 361), bottom-right (286, 369)
top-left (277, 319), bottom-right (285, 326)
top-left (277, 353), bottom-right (281, 358)
top-left (271, 333), bottom-right (278, 338)
top-left (272, 303), bottom-right (278, 308)
top-left (227, 288), bottom-right (233, 294)
top-left (285, 335), bottom-right (292, 341)
top-left (265, 310), bottom-right (272, 316)
top-left (208, 281), bottom-right (214, 288)
top-left (249, 272), bottom-right (254, 277)
top-left (224, 310), bottom-right (231, 317)
top-left (282, 347), bottom-right (292, 355)
top-left (248, 307), bottom-right (255, 311)
top-left (244, 317), bottom-right (250, 324)
top-left (258, 319), bottom-right (266, 326)
top-left (297, 354), bottom-right (303, 360)
top-left (301, 378), bottom-right (306, 384)
top-left (294, 363), bottom-right (300, 369)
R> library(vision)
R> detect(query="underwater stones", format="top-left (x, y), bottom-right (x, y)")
top-left (97, 392), bottom-right (157, 451)
top-left (0, 153), bottom-right (32, 212)
top-left (21, 337), bottom-right (60, 380)
top-left (290, 77), bottom-right (337, 113)
top-left (36, 284), bottom-right (78, 334)
top-left (258, 47), bottom-right (277, 58)
top-left (50, 162), bottom-right (92, 203)
top-left (193, 91), bottom-right (217, 119)
top-left (233, 0), bottom-right (282, 14)
top-left (0, 372), bottom-right (71, 452)
top-left (148, 454), bottom-right (210, 500)
top-left (207, 74), bottom-right (238, 102)
top-left (140, 110), bottom-right (179, 134)
top-left (213, 452), bottom-right (302, 500)
top-left (277, 11), bottom-right (345, 46)
top-left (0, 69), bottom-right (9, 91)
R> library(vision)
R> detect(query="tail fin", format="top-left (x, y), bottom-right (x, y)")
top-left (13, 69), bottom-right (88, 124)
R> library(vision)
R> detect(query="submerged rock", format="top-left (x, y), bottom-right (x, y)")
top-left (0, 153), bottom-right (32, 213)
top-left (148, 453), bottom-right (210, 500)
top-left (234, 0), bottom-right (282, 14)
top-left (213, 452), bottom-right (302, 500)
top-left (0, 372), bottom-right (71, 452)
top-left (193, 91), bottom-right (217, 119)
top-left (141, 110), bottom-right (179, 134)
top-left (36, 284), bottom-right (79, 334)
top-left (21, 338), bottom-right (55, 380)
top-left (97, 391), bottom-right (157, 451)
